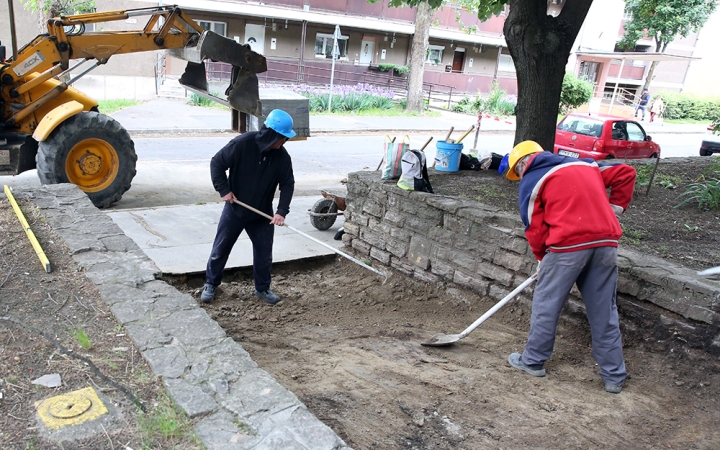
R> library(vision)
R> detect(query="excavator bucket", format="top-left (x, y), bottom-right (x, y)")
top-left (169, 30), bottom-right (266, 117)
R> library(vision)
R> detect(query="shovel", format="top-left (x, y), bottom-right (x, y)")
top-left (446, 125), bottom-right (475, 144)
top-left (232, 199), bottom-right (388, 281)
top-left (421, 274), bottom-right (537, 347)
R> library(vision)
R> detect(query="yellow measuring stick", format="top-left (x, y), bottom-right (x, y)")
top-left (3, 185), bottom-right (51, 273)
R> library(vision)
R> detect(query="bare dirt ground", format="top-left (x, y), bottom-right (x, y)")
top-left (3, 155), bottom-right (720, 449)
top-left (0, 198), bottom-right (200, 449)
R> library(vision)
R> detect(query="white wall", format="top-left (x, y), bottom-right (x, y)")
top-left (681, 9), bottom-right (720, 97)
top-left (566, 0), bottom-right (625, 73)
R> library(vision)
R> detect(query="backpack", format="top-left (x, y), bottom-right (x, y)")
top-left (397, 150), bottom-right (434, 193)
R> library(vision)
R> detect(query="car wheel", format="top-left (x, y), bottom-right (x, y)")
top-left (649, 153), bottom-right (658, 158)
top-left (700, 148), bottom-right (712, 156)
top-left (604, 155), bottom-right (615, 160)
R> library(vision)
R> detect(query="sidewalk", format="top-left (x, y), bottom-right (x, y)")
top-left (110, 96), bottom-right (706, 135)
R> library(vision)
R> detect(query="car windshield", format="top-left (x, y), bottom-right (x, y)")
top-left (557, 116), bottom-right (604, 138)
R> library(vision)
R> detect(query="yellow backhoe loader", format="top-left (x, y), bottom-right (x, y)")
top-left (0, 5), bottom-right (267, 208)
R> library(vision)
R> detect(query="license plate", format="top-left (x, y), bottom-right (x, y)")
top-left (558, 150), bottom-right (579, 158)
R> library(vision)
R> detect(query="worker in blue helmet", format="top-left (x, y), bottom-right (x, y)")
top-left (201, 110), bottom-right (296, 305)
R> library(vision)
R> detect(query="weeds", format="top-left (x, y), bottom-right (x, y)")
top-left (622, 226), bottom-right (646, 245)
top-left (137, 394), bottom-right (200, 446)
top-left (675, 177), bottom-right (720, 210)
top-left (188, 92), bottom-right (228, 109)
top-left (684, 224), bottom-right (700, 232)
top-left (71, 327), bottom-right (92, 350)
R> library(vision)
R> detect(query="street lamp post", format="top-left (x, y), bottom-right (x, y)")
top-left (328, 25), bottom-right (341, 112)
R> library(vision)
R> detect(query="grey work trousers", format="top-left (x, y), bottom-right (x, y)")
top-left (521, 247), bottom-right (627, 386)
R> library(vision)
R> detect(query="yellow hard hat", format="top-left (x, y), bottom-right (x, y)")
top-left (506, 140), bottom-right (544, 180)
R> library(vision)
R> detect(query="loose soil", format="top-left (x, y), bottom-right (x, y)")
top-left (3, 155), bottom-right (720, 449)
top-left (0, 199), bottom-right (200, 449)
top-left (165, 155), bottom-right (720, 449)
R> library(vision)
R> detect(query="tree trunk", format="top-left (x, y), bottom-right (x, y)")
top-left (504, 0), bottom-right (593, 149)
top-left (642, 42), bottom-right (667, 91)
top-left (406, 1), bottom-right (432, 113)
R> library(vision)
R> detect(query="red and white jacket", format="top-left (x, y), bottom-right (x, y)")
top-left (518, 152), bottom-right (636, 260)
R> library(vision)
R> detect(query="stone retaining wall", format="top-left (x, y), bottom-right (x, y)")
top-left (343, 171), bottom-right (720, 329)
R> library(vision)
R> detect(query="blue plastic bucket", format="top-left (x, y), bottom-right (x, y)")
top-left (434, 141), bottom-right (463, 172)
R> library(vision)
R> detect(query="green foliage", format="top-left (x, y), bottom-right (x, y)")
top-left (369, 0), bottom-right (508, 21)
top-left (559, 72), bottom-right (594, 114)
top-left (137, 394), bottom-right (199, 445)
top-left (97, 99), bottom-right (141, 115)
top-left (676, 177), bottom-right (720, 211)
top-left (20, 0), bottom-right (95, 15)
top-left (188, 92), bottom-right (228, 109)
top-left (619, 0), bottom-right (717, 51)
top-left (71, 327), bottom-right (92, 350)
top-left (659, 91), bottom-right (720, 121)
top-left (378, 63), bottom-right (396, 72)
top-left (451, 82), bottom-right (516, 116)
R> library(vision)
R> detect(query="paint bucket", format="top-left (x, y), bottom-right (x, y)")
top-left (434, 141), bottom-right (463, 172)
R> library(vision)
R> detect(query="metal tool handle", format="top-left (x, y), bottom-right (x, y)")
top-left (232, 199), bottom-right (387, 280)
top-left (458, 274), bottom-right (537, 339)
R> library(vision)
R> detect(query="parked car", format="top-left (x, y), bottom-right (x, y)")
top-left (700, 124), bottom-right (720, 156)
top-left (553, 113), bottom-right (661, 160)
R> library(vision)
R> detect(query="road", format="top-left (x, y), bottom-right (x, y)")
top-left (0, 132), bottom-right (705, 209)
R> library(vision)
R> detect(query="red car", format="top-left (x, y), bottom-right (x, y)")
top-left (554, 113), bottom-right (661, 160)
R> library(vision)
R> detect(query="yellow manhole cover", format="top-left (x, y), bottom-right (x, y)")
top-left (35, 387), bottom-right (108, 430)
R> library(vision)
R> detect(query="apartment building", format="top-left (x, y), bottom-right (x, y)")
top-left (2, 0), bottom-right (717, 102)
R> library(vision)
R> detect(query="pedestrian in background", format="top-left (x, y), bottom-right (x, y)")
top-left (201, 109), bottom-right (296, 305)
top-left (634, 88), bottom-right (650, 121)
top-left (650, 95), bottom-right (664, 123)
top-left (503, 141), bottom-right (637, 394)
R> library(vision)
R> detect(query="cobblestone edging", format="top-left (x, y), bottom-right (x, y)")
top-left (343, 171), bottom-right (720, 330)
top-left (13, 185), bottom-right (349, 450)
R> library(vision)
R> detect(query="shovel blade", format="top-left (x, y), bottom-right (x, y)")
top-left (421, 333), bottom-right (462, 347)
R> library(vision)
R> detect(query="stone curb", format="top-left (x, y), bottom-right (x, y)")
top-left (13, 184), bottom-right (350, 450)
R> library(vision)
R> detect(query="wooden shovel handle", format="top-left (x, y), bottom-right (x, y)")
top-left (419, 136), bottom-right (433, 152)
top-left (444, 127), bottom-right (454, 142)
top-left (456, 125), bottom-right (476, 144)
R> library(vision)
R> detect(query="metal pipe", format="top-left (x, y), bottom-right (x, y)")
top-left (608, 57), bottom-right (625, 115)
top-left (7, 0), bottom-right (18, 59)
top-left (233, 199), bottom-right (387, 280)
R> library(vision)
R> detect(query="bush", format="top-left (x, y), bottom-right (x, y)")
top-left (285, 83), bottom-right (396, 113)
top-left (659, 92), bottom-right (720, 121)
top-left (559, 72), bottom-right (593, 114)
top-left (451, 82), bottom-right (517, 117)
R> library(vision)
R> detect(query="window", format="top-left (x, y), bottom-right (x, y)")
top-left (426, 45), bottom-right (444, 64)
top-left (498, 54), bottom-right (516, 72)
top-left (625, 122), bottom-right (646, 141)
top-left (198, 20), bottom-right (227, 36)
top-left (315, 33), bottom-right (348, 59)
top-left (558, 116), bottom-right (604, 137)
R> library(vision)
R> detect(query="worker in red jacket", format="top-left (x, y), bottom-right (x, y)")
top-left (504, 141), bottom-right (636, 394)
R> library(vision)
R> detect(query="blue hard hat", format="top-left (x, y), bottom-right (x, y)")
top-left (498, 153), bottom-right (510, 176)
top-left (264, 109), bottom-right (296, 138)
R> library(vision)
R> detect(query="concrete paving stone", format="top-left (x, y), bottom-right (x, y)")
top-left (270, 403), bottom-right (350, 450)
top-left (195, 410), bottom-right (263, 449)
top-left (123, 322), bottom-right (172, 351)
top-left (156, 308), bottom-right (227, 348)
top-left (219, 368), bottom-right (301, 423)
top-left (142, 342), bottom-right (191, 378)
top-left (74, 250), bottom-right (159, 286)
top-left (185, 337), bottom-right (259, 382)
top-left (164, 378), bottom-right (218, 418)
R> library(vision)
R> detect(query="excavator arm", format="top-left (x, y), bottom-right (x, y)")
top-left (1, 5), bottom-right (266, 130)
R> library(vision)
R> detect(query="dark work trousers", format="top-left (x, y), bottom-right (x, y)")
top-left (521, 247), bottom-right (627, 386)
top-left (205, 202), bottom-right (274, 291)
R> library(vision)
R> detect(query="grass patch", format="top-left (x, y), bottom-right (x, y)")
top-left (474, 184), bottom-right (508, 201)
top-left (137, 394), bottom-right (200, 447)
top-left (71, 327), bottom-right (92, 350)
top-left (621, 226), bottom-right (646, 245)
top-left (98, 99), bottom-right (141, 115)
top-left (664, 118), bottom-right (710, 125)
top-left (188, 92), bottom-right (230, 110)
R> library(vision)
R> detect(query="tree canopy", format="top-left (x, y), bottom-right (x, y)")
top-left (20, 0), bottom-right (95, 17)
top-left (618, 0), bottom-right (718, 52)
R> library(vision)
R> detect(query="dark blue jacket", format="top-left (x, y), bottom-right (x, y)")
top-left (210, 126), bottom-right (294, 221)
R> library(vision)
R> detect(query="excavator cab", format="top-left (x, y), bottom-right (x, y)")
top-left (0, 6), bottom-right (267, 208)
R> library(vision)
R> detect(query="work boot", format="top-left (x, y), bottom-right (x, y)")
top-left (255, 289), bottom-right (281, 305)
top-left (200, 283), bottom-right (216, 304)
top-left (508, 353), bottom-right (546, 377)
top-left (604, 383), bottom-right (623, 394)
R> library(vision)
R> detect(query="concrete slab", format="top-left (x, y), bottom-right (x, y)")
top-left (107, 196), bottom-right (345, 274)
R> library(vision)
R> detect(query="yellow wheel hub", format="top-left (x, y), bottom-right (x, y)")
top-left (65, 138), bottom-right (118, 193)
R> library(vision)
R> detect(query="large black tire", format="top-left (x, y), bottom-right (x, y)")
top-left (700, 148), bottom-right (712, 156)
top-left (310, 198), bottom-right (338, 231)
top-left (36, 112), bottom-right (136, 208)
